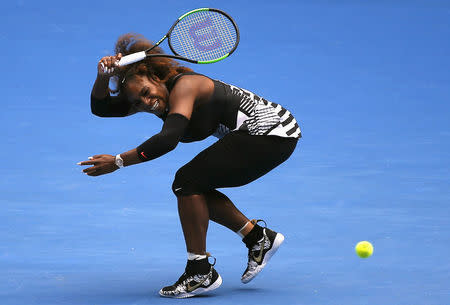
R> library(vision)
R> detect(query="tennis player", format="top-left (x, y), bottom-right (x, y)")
top-left (79, 34), bottom-right (301, 298)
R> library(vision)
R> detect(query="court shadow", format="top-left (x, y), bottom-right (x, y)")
top-left (192, 293), bottom-right (219, 298)
top-left (191, 286), bottom-right (265, 299)
top-left (231, 287), bottom-right (265, 292)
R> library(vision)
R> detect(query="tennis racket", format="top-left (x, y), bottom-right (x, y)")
top-left (105, 8), bottom-right (239, 72)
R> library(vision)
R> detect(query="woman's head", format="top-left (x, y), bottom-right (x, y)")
top-left (111, 33), bottom-right (193, 114)
top-left (124, 73), bottom-right (169, 116)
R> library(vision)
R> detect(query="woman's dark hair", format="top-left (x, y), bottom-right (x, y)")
top-left (110, 33), bottom-right (193, 94)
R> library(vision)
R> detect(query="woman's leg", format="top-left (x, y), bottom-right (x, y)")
top-left (177, 194), bottom-right (209, 254)
top-left (177, 191), bottom-right (254, 254)
top-left (160, 194), bottom-right (223, 298)
top-left (204, 189), bottom-right (254, 235)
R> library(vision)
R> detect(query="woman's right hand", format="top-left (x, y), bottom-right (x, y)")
top-left (97, 53), bottom-right (122, 77)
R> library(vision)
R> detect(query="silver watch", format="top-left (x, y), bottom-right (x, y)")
top-left (115, 154), bottom-right (124, 168)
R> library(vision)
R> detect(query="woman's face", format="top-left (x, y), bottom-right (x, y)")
top-left (125, 74), bottom-right (169, 116)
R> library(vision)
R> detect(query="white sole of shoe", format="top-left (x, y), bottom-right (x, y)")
top-left (159, 274), bottom-right (223, 299)
top-left (263, 233), bottom-right (285, 265)
top-left (241, 233), bottom-right (285, 284)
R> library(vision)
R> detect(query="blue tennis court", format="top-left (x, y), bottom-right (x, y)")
top-left (1, 1), bottom-right (449, 304)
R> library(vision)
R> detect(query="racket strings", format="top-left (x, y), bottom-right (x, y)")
top-left (170, 10), bottom-right (237, 62)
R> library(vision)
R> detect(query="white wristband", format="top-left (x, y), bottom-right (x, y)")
top-left (115, 154), bottom-right (124, 168)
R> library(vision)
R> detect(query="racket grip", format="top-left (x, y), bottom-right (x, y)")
top-left (117, 51), bottom-right (147, 66)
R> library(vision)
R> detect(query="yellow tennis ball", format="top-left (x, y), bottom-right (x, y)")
top-left (355, 241), bottom-right (373, 258)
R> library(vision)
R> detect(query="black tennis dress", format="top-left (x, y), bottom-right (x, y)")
top-left (166, 72), bottom-right (301, 142)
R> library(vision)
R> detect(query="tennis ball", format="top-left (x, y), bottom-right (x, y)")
top-left (355, 241), bottom-right (373, 258)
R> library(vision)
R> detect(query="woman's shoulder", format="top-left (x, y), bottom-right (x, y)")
top-left (168, 73), bottom-right (215, 105)
top-left (166, 72), bottom-right (208, 91)
top-left (169, 73), bottom-right (214, 94)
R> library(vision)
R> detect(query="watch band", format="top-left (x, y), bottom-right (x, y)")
top-left (115, 154), bottom-right (124, 168)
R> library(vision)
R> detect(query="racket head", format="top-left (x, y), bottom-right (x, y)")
top-left (167, 8), bottom-right (240, 64)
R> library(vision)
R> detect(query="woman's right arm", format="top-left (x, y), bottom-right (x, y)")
top-left (90, 54), bottom-right (135, 117)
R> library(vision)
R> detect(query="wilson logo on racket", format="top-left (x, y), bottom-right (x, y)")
top-left (189, 17), bottom-right (222, 51)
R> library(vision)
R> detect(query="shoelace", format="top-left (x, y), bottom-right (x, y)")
top-left (250, 219), bottom-right (267, 228)
top-left (206, 252), bottom-right (217, 266)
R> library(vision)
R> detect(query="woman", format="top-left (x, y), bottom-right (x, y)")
top-left (78, 34), bottom-right (301, 298)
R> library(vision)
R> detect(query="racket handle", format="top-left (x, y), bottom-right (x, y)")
top-left (117, 51), bottom-right (147, 66)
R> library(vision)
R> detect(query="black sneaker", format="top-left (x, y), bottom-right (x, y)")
top-left (159, 254), bottom-right (222, 298)
top-left (241, 219), bottom-right (285, 284)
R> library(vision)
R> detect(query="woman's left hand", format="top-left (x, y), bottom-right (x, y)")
top-left (77, 154), bottom-right (118, 176)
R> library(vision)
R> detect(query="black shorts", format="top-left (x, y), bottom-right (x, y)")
top-left (172, 131), bottom-right (298, 196)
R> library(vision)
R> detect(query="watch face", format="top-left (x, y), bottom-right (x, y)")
top-left (115, 156), bottom-right (124, 167)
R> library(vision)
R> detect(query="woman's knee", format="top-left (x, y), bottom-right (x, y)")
top-left (172, 166), bottom-right (209, 196)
